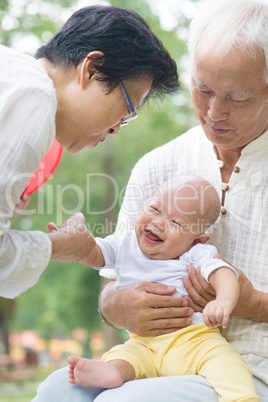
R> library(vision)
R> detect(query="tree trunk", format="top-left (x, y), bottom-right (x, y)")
top-left (0, 319), bottom-right (10, 354)
top-left (0, 298), bottom-right (16, 354)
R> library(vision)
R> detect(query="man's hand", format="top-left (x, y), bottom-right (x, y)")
top-left (47, 212), bottom-right (94, 263)
top-left (182, 265), bottom-right (216, 312)
top-left (231, 268), bottom-right (262, 321)
top-left (100, 281), bottom-right (194, 337)
top-left (183, 254), bottom-right (265, 322)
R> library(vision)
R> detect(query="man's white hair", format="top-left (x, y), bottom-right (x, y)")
top-left (188, 0), bottom-right (268, 82)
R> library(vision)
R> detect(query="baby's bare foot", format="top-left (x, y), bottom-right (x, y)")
top-left (67, 356), bottom-right (125, 388)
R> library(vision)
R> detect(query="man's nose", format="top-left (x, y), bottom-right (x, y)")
top-left (207, 96), bottom-right (229, 121)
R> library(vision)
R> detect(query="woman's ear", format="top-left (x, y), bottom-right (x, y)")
top-left (193, 233), bottom-right (210, 245)
top-left (79, 51), bottom-right (105, 89)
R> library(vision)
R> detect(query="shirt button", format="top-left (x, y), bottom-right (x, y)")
top-left (222, 184), bottom-right (229, 191)
top-left (221, 207), bottom-right (228, 216)
top-left (234, 166), bottom-right (240, 173)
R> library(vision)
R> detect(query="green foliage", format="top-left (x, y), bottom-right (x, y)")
top-left (1, 0), bottom-right (197, 340)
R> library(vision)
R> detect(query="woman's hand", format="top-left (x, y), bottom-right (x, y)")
top-left (47, 212), bottom-right (95, 263)
top-left (100, 281), bottom-right (194, 337)
top-left (13, 194), bottom-right (30, 214)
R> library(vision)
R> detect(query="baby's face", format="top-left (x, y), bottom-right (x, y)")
top-left (135, 189), bottom-right (205, 260)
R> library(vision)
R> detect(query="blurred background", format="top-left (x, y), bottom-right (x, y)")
top-left (0, 0), bottom-right (198, 399)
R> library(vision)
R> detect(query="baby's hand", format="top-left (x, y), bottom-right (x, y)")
top-left (203, 298), bottom-right (233, 328)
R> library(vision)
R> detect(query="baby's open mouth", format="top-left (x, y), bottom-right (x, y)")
top-left (144, 230), bottom-right (163, 243)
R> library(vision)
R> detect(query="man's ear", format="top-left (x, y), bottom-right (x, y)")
top-left (193, 233), bottom-right (210, 245)
top-left (79, 51), bottom-right (105, 89)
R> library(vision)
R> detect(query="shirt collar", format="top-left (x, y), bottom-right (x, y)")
top-left (241, 129), bottom-right (268, 156)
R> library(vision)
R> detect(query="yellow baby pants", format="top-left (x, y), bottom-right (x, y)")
top-left (102, 324), bottom-right (259, 402)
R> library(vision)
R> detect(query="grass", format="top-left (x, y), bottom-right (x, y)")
top-left (0, 391), bottom-right (36, 402)
top-left (0, 366), bottom-right (60, 402)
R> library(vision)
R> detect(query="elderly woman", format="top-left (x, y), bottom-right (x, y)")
top-left (34, 0), bottom-right (268, 400)
top-left (0, 5), bottom-right (178, 299)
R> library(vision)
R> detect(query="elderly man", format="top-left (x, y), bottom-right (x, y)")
top-left (34, 0), bottom-right (268, 400)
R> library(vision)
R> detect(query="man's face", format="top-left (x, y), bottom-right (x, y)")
top-left (191, 43), bottom-right (268, 153)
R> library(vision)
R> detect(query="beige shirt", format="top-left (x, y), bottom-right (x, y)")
top-left (0, 45), bottom-right (57, 298)
top-left (108, 125), bottom-right (268, 384)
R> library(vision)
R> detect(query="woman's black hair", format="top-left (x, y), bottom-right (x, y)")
top-left (35, 5), bottom-right (179, 97)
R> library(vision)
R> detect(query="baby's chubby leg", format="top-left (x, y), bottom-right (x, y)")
top-left (67, 356), bottom-right (135, 388)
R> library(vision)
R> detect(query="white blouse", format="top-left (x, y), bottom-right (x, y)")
top-left (0, 45), bottom-right (57, 298)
